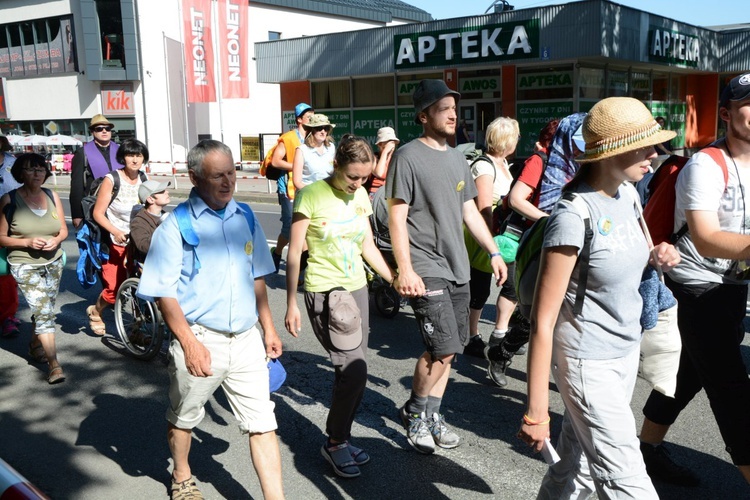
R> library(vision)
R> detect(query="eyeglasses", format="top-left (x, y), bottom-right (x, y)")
top-left (92, 126), bottom-right (113, 132)
top-left (23, 167), bottom-right (47, 174)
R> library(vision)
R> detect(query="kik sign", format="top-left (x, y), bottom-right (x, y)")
top-left (394, 19), bottom-right (539, 70)
top-left (102, 85), bottom-right (135, 116)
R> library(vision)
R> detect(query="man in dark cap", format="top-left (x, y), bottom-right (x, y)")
top-left (639, 72), bottom-right (750, 487)
top-left (386, 79), bottom-right (506, 455)
top-left (70, 113), bottom-right (123, 228)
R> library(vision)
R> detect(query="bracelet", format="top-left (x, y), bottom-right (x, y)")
top-left (490, 252), bottom-right (502, 259)
top-left (523, 414), bottom-right (551, 426)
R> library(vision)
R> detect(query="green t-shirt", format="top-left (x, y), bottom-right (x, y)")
top-left (293, 179), bottom-right (373, 292)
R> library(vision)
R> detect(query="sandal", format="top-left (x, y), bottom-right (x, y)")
top-left (321, 441), bottom-right (361, 478)
top-left (347, 442), bottom-right (370, 466)
top-left (170, 475), bottom-right (203, 500)
top-left (47, 365), bottom-right (65, 384)
top-left (86, 305), bottom-right (106, 336)
top-left (28, 342), bottom-right (48, 363)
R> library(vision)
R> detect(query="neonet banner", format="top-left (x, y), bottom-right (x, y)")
top-left (183, 0), bottom-right (216, 103)
top-left (218, 0), bottom-right (248, 99)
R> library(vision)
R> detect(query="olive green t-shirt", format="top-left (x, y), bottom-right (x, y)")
top-left (8, 190), bottom-right (63, 265)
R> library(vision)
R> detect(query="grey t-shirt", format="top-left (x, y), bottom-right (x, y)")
top-left (543, 183), bottom-right (649, 359)
top-left (670, 148), bottom-right (750, 285)
top-left (386, 139), bottom-right (477, 284)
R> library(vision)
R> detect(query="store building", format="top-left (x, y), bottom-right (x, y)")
top-left (0, 0), bottom-right (430, 164)
top-left (255, 0), bottom-right (750, 157)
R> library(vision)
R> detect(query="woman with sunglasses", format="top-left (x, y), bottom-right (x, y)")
top-left (0, 153), bottom-right (68, 384)
top-left (292, 114), bottom-right (336, 192)
top-left (86, 138), bottom-right (148, 336)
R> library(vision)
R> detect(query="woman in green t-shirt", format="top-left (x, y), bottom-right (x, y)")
top-left (284, 137), bottom-right (399, 479)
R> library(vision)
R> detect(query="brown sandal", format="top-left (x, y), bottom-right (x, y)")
top-left (48, 365), bottom-right (65, 384)
top-left (86, 305), bottom-right (106, 336)
top-left (28, 342), bottom-right (48, 363)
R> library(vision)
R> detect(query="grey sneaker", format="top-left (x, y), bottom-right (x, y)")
top-left (399, 406), bottom-right (435, 454)
top-left (428, 413), bottom-right (461, 449)
top-left (484, 345), bottom-right (511, 387)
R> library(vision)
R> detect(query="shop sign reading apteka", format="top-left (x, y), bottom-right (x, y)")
top-left (394, 20), bottom-right (539, 70)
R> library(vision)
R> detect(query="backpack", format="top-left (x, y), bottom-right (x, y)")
top-left (643, 144), bottom-right (727, 245)
top-left (260, 144), bottom-right (285, 181)
top-left (515, 183), bottom-right (643, 320)
top-left (173, 200), bottom-right (256, 271)
top-left (492, 151), bottom-right (548, 236)
top-left (514, 192), bottom-right (592, 320)
top-left (3, 188), bottom-right (56, 234)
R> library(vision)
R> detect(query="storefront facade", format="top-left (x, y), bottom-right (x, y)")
top-left (256, 0), bottom-right (750, 157)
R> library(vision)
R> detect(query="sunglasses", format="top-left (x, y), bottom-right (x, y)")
top-left (92, 126), bottom-right (113, 132)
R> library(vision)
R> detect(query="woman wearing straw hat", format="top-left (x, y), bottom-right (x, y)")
top-left (292, 113), bottom-right (336, 192)
top-left (518, 97), bottom-right (681, 498)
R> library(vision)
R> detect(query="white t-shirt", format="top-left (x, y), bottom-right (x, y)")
top-left (671, 148), bottom-right (750, 285)
top-left (105, 171), bottom-right (143, 247)
top-left (470, 156), bottom-right (513, 205)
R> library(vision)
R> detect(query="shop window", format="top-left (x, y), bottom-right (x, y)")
top-left (0, 16), bottom-right (78, 78)
top-left (459, 68), bottom-right (502, 100)
top-left (268, 31), bottom-right (281, 41)
top-left (517, 65), bottom-right (572, 101)
top-left (312, 80), bottom-right (350, 109)
top-left (96, 0), bottom-right (125, 68)
top-left (353, 76), bottom-right (394, 107)
top-left (396, 73), bottom-right (442, 106)
top-left (578, 66), bottom-right (605, 101)
top-left (607, 69), bottom-right (629, 97)
top-left (652, 73), bottom-right (669, 102)
top-left (632, 71), bottom-right (650, 102)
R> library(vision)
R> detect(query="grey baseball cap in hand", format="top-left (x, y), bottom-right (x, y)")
top-left (327, 290), bottom-right (362, 351)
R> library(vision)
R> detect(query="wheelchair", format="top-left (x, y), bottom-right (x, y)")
top-left (113, 265), bottom-right (168, 360)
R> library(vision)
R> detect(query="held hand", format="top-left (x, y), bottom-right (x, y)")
top-left (265, 330), bottom-right (283, 359)
top-left (42, 238), bottom-right (58, 251)
top-left (650, 242), bottom-right (681, 272)
top-left (491, 256), bottom-right (508, 286)
top-left (395, 268), bottom-right (425, 298)
top-left (284, 306), bottom-right (301, 337)
top-left (28, 237), bottom-right (48, 250)
top-left (182, 339), bottom-right (213, 377)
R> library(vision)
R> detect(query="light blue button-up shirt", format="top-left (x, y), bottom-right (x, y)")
top-left (137, 189), bottom-right (274, 333)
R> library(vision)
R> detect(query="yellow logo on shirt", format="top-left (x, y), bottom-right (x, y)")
top-left (457, 180), bottom-right (465, 192)
top-left (245, 241), bottom-right (253, 255)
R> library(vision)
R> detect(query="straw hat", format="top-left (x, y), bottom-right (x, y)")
top-left (303, 113), bottom-right (335, 130)
top-left (577, 97), bottom-right (676, 163)
top-left (89, 114), bottom-right (114, 128)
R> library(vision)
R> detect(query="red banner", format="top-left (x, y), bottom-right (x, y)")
top-left (183, 0), bottom-right (216, 103)
top-left (218, 0), bottom-right (248, 99)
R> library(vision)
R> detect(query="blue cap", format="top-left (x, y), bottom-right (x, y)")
top-left (295, 103), bottom-right (313, 118)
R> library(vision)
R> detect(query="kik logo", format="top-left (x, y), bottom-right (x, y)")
top-left (105, 90), bottom-right (132, 112)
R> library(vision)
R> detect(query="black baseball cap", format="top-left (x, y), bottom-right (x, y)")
top-left (720, 73), bottom-right (750, 109)
top-left (413, 79), bottom-right (460, 124)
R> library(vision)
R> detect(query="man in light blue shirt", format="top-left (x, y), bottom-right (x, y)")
top-left (138, 140), bottom-right (284, 499)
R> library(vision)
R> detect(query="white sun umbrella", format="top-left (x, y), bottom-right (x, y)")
top-left (17, 134), bottom-right (48, 146)
top-left (3, 134), bottom-right (25, 145)
top-left (46, 134), bottom-right (82, 147)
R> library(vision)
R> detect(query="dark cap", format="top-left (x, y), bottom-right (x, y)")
top-left (720, 73), bottom-right (750, 109)
top-left (413, 79), bottom-right (460, 124)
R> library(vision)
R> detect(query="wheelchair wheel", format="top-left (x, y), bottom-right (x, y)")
top-left (114, 277), bottom-right (164, 360)
top-left (374, 285), bottom-right (400, 319)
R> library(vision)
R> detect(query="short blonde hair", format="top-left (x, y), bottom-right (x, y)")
top-left (485, 117), bottom-right (519, 157)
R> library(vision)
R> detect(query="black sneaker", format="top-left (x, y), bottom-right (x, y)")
top-left (463, 335), bottom-right (486, 358)
top-left (640, 442), bottom-right (700, 487)
top-left (484, 345), bottom-right (511, 387)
